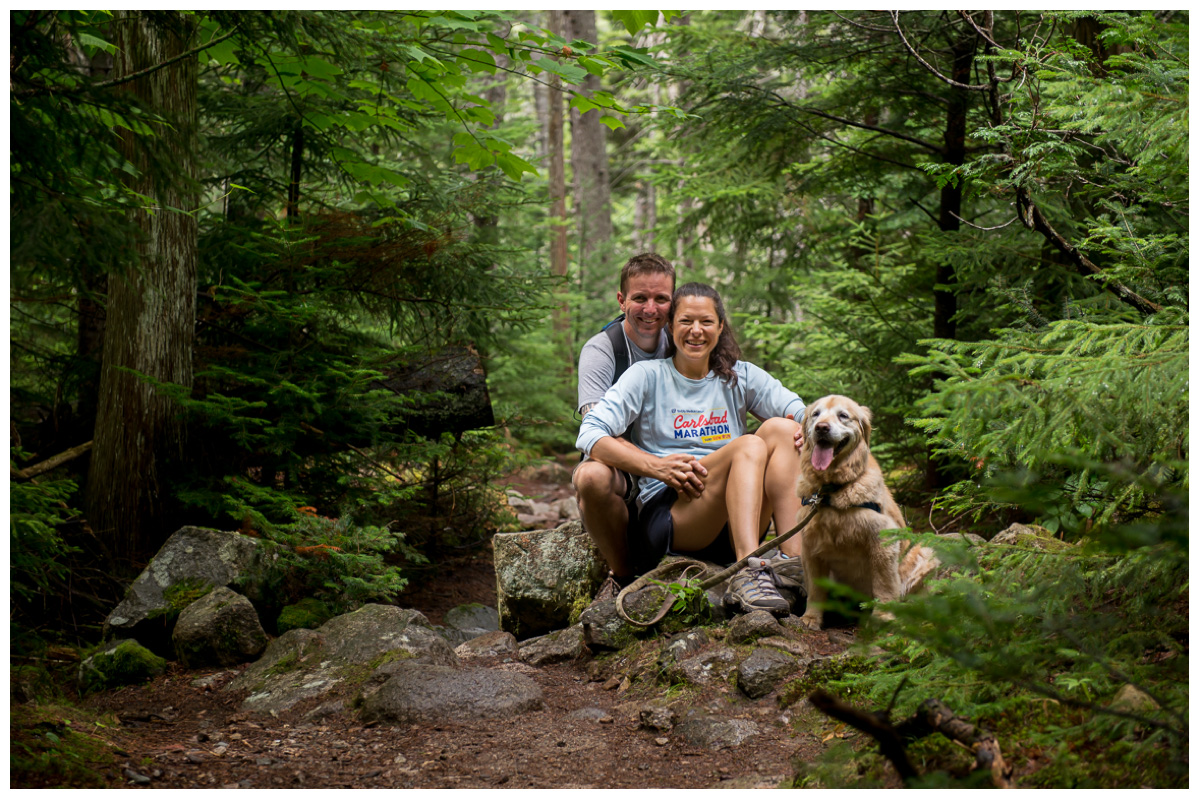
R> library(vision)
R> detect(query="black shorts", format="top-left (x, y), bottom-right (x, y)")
top-left (628, 487), bottom-right (737, 576)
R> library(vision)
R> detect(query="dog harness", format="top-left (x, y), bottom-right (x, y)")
top-left (802, 482), bottom-right (883, 514)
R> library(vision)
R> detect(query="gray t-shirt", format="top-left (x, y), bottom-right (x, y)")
top-left (576, 323), bottom-right (669, 413)
top-left (576, 358), bottom-right (805, 506)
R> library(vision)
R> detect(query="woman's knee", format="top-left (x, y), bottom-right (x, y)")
top-left (756, 416), bottom-right (800, 443)
top-left (730, 432), bottom-right (769, 464)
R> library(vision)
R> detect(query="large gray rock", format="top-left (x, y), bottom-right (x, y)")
top-left (737, 647), bottom-right (798, 700)
top-left (659, 629), bottom-right (709, 670)
top-left (226, 604), bottom-right (457, 714)
top-left (518, 624), bottom-right (588, 666)
top-left (676, 715), bottom-right (760, 749)
top-left (494, 522), bottom-right (607, 638)
top-left (358, 661), bottom-right (543, 725)
top-left (103, 527), bottom-right (284, 653)
top-left (173, 587), bottom-right (267, 668)
top-left (434, 603), bottom-right (501, 646)
top-left (990, 523), bottom-right (1073, 551)
top-left (728, 611), bottom-right (787, 644)
top-left (670, 647), bottom-right (739, 687)
top-left (579, 598), bottom-right (640, 650)
top-left (455, 631), bottom-right (518, 658)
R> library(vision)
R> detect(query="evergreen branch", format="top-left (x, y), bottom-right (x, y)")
top-left (798, 107), bottom-right (943, 155)
top-left (1015, 187), bottom-right (1163, 315)
top-left (890, 12), bottom-right (993, 92)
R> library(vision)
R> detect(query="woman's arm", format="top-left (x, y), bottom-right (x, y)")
top-left (591, 436), bottom-right (708, 497)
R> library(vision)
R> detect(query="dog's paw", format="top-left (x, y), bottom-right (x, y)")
top-left (797, 614), bottom-right (823, 631)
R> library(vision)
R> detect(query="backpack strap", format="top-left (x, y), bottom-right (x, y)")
top-left (603, 314), bottom-right (630, 383)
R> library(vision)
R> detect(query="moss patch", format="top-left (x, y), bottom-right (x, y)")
top-left (10, 703), bottom-right (123, 788)
top-left (277, 598), bottom-right (334, 633)
top-left (78, 640), bottom-right (167, 695)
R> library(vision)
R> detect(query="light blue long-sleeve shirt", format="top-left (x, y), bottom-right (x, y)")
top-left (576, 358), bottom-right (805, 506)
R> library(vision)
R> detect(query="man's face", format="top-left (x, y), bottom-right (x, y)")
top-left (618, 273), bottom-right (674, 341)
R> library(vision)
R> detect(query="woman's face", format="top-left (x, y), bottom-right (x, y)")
top-left (671, 295), bottom-right (723, 368)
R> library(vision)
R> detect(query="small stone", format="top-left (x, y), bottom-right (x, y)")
top-left (599, 716), bottom-right (614, 724)
top-left (393, 754), bottom-right (408, 765)
top-left (228, 733), bottom-right (243, 741)
top-left (124, 769), bottom-right (152, 785)
top-left (256, 757), bottom-right (273, 766)
top-left (185, 751), bottom-right (205, 764)
top-left (212, 743), bottom-right (228, 756)
top-left (602, 677), bottom-right (621, 691)
top-left (654, 737), bottom-right (669, 746)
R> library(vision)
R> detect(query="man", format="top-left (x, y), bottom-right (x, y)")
top-left (573, 254), bottom-right (807, 609)
top-left (573, 253), bottom-right (707, 600)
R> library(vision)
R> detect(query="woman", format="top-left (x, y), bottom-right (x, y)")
top-left (576, 283), bottom-right (807, 614)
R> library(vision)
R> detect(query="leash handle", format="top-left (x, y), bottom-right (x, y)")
top-left (613, 492), bottom-right (823, 627)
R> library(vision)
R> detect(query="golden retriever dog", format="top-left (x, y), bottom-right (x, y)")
top-left (794, 395), bottom-right (933, 630)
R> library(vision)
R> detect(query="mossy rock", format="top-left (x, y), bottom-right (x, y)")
top-left (77, 640), bottom-right (167, 695)
top-left (991, 523), bottom-right (1075, 552)
top-left (277, 598), bottom-right (335, 634)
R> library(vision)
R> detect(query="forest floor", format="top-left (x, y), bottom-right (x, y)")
top-left (14, 462), bottom-right (866, 790)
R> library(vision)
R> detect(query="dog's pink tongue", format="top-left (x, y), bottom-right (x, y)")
top-left (812, 445), bottom-right (834, 471)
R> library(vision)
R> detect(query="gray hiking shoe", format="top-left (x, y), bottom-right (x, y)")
top-left (765, 551), bottom-right (806, 591)
top-left (724, 558), bottom-right (791, 616)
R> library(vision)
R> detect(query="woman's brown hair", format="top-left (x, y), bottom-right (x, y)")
top-left (666, 282), bottom-right (742, 385)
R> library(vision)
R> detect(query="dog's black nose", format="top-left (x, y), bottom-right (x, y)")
top-left (815, 421), bottom-right (830, 432)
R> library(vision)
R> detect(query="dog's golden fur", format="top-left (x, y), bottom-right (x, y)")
top-left (795, 395), bottom-right (924, 630)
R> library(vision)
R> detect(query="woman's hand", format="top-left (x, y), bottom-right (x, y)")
top-left (654, 454), bottom-right (708, 498)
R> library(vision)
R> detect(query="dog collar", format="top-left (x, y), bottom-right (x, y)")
top-left (802, 483), bottom-right (882, 514)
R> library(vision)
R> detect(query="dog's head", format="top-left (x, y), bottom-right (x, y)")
top-left (801, 395), bottom-right (873, 473)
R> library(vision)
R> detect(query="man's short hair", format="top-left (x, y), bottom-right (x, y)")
top-left (620, 252), bottom-right (675, 294)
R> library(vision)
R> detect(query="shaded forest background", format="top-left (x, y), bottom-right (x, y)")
top-left (9, 10), bottom-right (1188, 787)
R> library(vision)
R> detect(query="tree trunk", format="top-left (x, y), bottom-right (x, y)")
top-left (563, 10), bottom-right (613, 290)
top-left (925, 32), bottom-right (974, 492)
top-left (87, 11), bottom-right (198, 564)
top-left (547, 10), bottom-right (572, 371)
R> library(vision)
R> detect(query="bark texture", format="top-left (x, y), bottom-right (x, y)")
top-left (546, 10), bottom-right (572, 369)
top-left (563, 10), bottom-right (613, 285)
top-left (88, 11), bottom-right (198, 562)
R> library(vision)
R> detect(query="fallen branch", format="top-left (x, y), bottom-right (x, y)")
top-left (810, 690), bottom-right (1016, 788)
top-left (11, 440), bottom-right (93, 480)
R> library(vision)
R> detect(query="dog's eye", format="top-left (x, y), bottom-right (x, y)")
top-left (811, 409), bottom-right (820, 417)
top-left (838, 411), bottom-right (849, 420)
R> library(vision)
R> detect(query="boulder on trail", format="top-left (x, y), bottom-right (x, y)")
top-left (226, 604), bottom-right (457, 715)
top-left (172, 586), bottom-right (268, 668)
top-left (517, 624), bottom-right (588, 666)
top-left (103, 527), bottom-right (284, 654)
top-left (434, 603), bottom-right (500, 646)
top-left (737, 647), bottom-right (798, 699)
top-left (675, 714), bottom-right (761, 750)
top-left (493, 521), bottom-right (607, 639)
top-left (358, 661), bottom-right (544, 725)
top-left (454, 631), bottom-right (518, 658)
top-left (78, 639), bottom-right (167, 695)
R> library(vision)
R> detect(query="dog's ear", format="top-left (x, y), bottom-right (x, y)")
top-left (859, 405), bottom-right (873, 447)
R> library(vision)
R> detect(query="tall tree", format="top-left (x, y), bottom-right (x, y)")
top-left (86, 11), bottom-right (199, 562)
top-left (564, 10), bottom-right (613, 284)
top-left (546, 11), bottom-right (572, 369)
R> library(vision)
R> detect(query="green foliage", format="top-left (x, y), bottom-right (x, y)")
top-left (10, 704), bottom-right (123, 789)
top-left (648, 576), bottom-right (712, 627)
top-left (805, 529), bottom-right (1188, 788)
top-left (906, 309), bottom-right (1188, 540)
top-left (9, 466), bottom-right (80, 606)
top-left (258, 513), bottom-right (425, 615)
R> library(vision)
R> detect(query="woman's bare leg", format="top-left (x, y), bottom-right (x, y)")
top-left (669, 434), bottom-right (769, 560)
top-left (754, 417), bottom-right (805, 557)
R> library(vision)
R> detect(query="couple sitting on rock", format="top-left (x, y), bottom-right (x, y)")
top-left (573, 253), bottom-right (807, 616)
